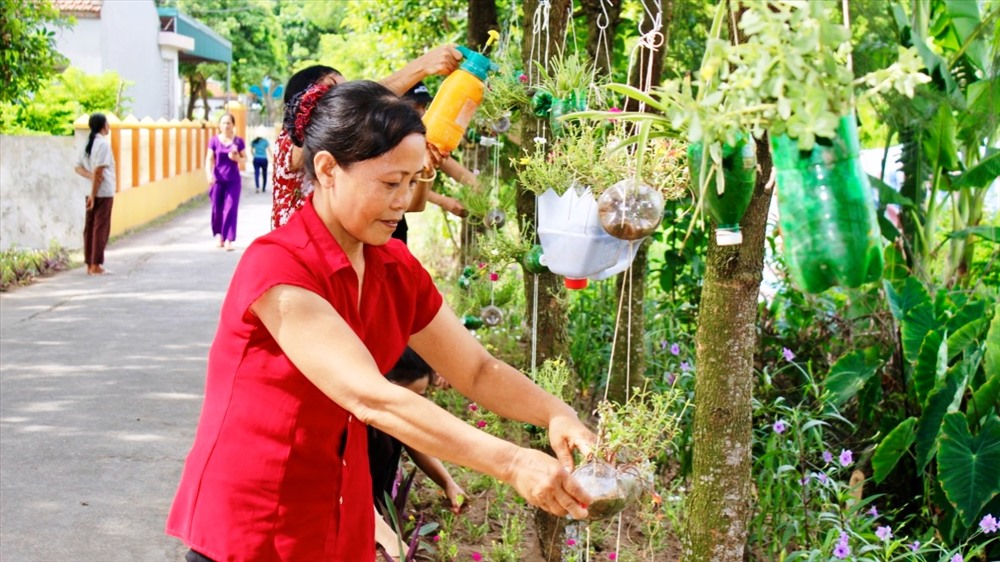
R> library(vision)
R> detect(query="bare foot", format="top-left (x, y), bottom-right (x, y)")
top-left (90, 265), bottom-right (106, 275)
top-left (215, 235), bottom-right (224, 248)
top-left (224, 241), bottom-right (235, 252)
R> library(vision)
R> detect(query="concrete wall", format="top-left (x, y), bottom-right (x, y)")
top-left (0, 134), bottom-right (208, 251)
top-left (54, 1), bottom-right (166, 119)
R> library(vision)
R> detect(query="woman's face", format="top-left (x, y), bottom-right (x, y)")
top-left (219, 115), bottom-right (235, 136)
top-left (315, 133), bottom-right (425, 247)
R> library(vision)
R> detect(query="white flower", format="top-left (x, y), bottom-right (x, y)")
top-left (533, 136), bottom-right (547, 145)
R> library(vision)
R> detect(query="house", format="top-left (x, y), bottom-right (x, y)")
top-left (52, 0), bottom-right (232, 119)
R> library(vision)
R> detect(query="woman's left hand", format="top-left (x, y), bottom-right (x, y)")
top-left (547, 414), bottom-right (595, 472)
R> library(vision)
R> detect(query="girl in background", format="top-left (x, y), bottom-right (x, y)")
top-left (73, 113), bottom-right (116, 275)
top-left (250, 136), bottom-right (271, 194)
top-left (206, 113), bottom-right (246, 251)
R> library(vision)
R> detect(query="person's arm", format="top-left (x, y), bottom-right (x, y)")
top-left (250, 285), bottom-right (593, 519)
top-left (86, 166), bottom-right (105, 210)
top-left (426, 190), bottom-right (465, 217)
top-left (380, 45), bottom-right (463, 95)
top-left (409, 306), bottom-right (595, 472)
top-left (229, 140), bottom-right (248, 166)
top-left (440, 157), bottom-right (478, 188)
top-left (74, 165), bottom-right (93, 180)
top-left (205, 148), bottom-right (215, 183)
top-left (405, 446), bottom-right (465, 514)
top-left (290, 145), bottom-right (304, 172)
top-left (407, 170), bottom-right (435, 212)
top-left (374, 505), bottom-right (402, 560)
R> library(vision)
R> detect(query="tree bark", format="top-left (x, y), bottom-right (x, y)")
top-left (520, 2), bottom-right (574, 559)
top-left (683, 136), bottom-right (772, 561)
top-left (467, 0), bottom-right (499, 48)
top-left (581, 0), bottom-right (622, 77)
top-left (605, 0), bottom-right (669, 404)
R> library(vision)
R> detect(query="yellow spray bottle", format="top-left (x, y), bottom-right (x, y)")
top-left (423, 45), bottom-right (499, 154)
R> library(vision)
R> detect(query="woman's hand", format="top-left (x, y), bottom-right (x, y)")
top-left (547, 413), bottom-right (596, 472)
top-left (437, 195), bottom-right (466, 217)
top-left (444, 481), bottom-right (466, 515)
top-left (504, 447), bottom-right (592, 519)
top-left (416, 44), bottom-right (463, 77)
top-left (85, 195), bottom-right (94, 211)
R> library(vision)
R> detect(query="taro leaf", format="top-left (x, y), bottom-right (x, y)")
top-left (884, 277), bottom-right (930, 323)
top-left (937, 413), bottom-right (1000, 528)
top-left (923, 102), bottom-right (961, 173)
top-left (824, 348), bottom-right (880, 408)
top-left (872, 416), bottom-right (918, 484)
top-left (947, 225), bottom-right (1000, 243)
top-left (947, 318), bottom-right (986, 361)
top-left (987, 306), bottom-right (1000, 378)
top-left (952, 150), bottom-right (1000, 190)
top-left (968, 376), bottom-right (999, 426)
top-left (869, 173), bottom-right (914, 208)
top-left (915, 362), bottom-right (971, 470)
top-left (947, 298), bottom-right (986, 334)
top-left (883, 245), bottom-right (909, 282)
top-left (903, 301), bottom-right (938, 365)
top-left (914, 330), bottom-right (947, 406)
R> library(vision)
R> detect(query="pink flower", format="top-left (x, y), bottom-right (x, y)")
top-left (478, 262), bottom-right (487, 269)
top-left (476, 420), bottom-right (487, 428)
top-left (566, 538), bottom-right (577, 546)
top-left (608, 554), bottom-right (617, 560)
top-left (489, 272), bottom-right (499, 282)
top-left (471, 553), bottom-right (483, 561)
top-left (518, 73), bottom-right (528, 84)
top-left (608, 107), bottom-right (622, 113)
top-left (433, 534), bottom-right (441, 542)
top-left (468, 403), bottom-right (479, 412)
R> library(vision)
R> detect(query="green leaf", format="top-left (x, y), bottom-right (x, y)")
top-left (883, 245), bottom-right (909, 281)
top-left (952, 150), bottom-right (1000, 189)
top-left (884, 277), bottom-right (930, 322)
top-left (947, 225), bottom-right (1000, 243)
top-left (606, 83), bottom-right (667, 112)
top-left (986, 306), bottom-right (1000, 381)
top-left (903, 301), bottom-right (938, 364)
top-left (947, 298), bottom-right (987, 334)
top-left (915, 363), bottom-right (971, 469)
top-left (937, 413), bottom-right (1000, 528)
top-left (869, 174), bottom-right (914, 208)
top-left (923, 102), bottom-right (961, 172)
top-left (947, 319), bottom-right (986, 361)
top-left (872, 417), bottom-right (918, 484)
top-left (914, 330), bottom-right (947, 405)
top-left (968, 376), bottom-right (999, 426)
top-left (824, 349), bottom-right (881, 407)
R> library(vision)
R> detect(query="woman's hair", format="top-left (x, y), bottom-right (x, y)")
top-left (282, 65), bottom-right (342, 137)
top-left (219, 113), bottom-right (235, 125)
top-left (252, 136), bottom-right (263, 144)
top-left (386, 348), bottom-right (432, 386)
top-left (85, 113), bottom-right (107, 157)
top-left (283, 65), bottom-right (340, 105)
top-left (297, 80), bottom-right (426, 180)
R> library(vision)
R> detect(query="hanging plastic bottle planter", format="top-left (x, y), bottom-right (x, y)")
top-left (770, 115), bottom-right (883, 293)
top-left (480, 305), bottom-right (504, 327)
top-left (461, 314), bottom-right (484, 330)
top-left (687, 136), bottom-right (757, 246)
top-left (483, 208), bottom-right (507, 229)
top-left (572, 459), bottom-right (651, 520)
top-left (536, 187), bottom-right (642, 289)
top-left (531, 89), bottom-right (588, 136)
top-left (597, 179), bottom-right (664, 241)
top-left (520, 244), bottom-right (549, 275)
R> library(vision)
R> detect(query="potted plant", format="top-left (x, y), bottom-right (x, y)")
top-left (578, 0), bottom-right (930, 291)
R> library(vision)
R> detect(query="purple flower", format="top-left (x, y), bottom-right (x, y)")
top-left (798, 474), bottom-right (810, 485)
top-left (980, 513), bottom-right (998, 534)
top-left (659, 340), bottom-right (667, 350)
top-left (664, 372), bottom-right (676, 385)
top-left (670, 343), bottom-right (680, 355)
top-left (868, 505), bottom-right (879, 518)
top-left (909, 541), bottom-right (920, 551)
top-left (816, 472), bottom-right (829, 484)
top-left (876, 526), bottom-right (892, 541)
top-left (773, 420), bottom-right (787, 434)
top-left (951, 554), bottom-right (963, 562)
top-left (832, 542), bottom-right (850, 559)
top-left (839, 449), bottom-right (853, 467)
top-left (822, 450), bottom-right (833, 464)
top-left (680, 361), bottom-right (691, 372)
top-left (782, 347), bottom-right (795, 361)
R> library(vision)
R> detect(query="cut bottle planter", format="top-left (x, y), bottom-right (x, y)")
top-left (688, 136), bottom-right (757, 246)
top-left (537, 187), bottom-right (642, 282)
top-left (770, 115), bottom-right (883, 293)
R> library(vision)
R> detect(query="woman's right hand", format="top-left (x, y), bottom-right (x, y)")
top-left (416, 44), bottom-right (463, 77)
top-left (505, 447), bottom-right (592, 520)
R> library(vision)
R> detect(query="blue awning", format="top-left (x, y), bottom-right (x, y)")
top-left (158, 7), bottom-right (232, 64)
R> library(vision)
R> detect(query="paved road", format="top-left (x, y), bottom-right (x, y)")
top-left (1, 179), bottom-right (271, 561)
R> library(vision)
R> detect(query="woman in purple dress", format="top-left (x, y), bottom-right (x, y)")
top-left (206, 113), bottom-right (247, 251)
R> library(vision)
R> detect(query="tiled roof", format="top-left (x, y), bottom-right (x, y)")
top-left (52, 0), bottom-right (102, 15)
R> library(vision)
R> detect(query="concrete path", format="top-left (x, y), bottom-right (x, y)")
top-left (1, 178), bottom-right (271, 561)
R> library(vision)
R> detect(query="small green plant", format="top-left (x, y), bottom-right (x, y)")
top-left (0, 242), bottom-right (70, 291)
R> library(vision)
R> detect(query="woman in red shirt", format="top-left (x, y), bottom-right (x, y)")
top-left (167, 80), bottom-right (595, 562)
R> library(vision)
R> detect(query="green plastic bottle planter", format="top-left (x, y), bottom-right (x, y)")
top-left (770, 115), bottom-right (883, 293)
top-left (688, 136), bottom-right (757, 246)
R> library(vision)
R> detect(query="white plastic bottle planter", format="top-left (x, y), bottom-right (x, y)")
top-left (537, 186), bottom-right (642, 289)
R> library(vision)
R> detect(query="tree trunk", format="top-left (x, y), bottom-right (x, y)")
top-left (683, 135), bottom-right (772, 561)
top-left (467, 0), bottom-right (499, 48)
top-left (520, 2), bottom-right (573, 559)
top-left (605, 0), bottom-right (669, 404)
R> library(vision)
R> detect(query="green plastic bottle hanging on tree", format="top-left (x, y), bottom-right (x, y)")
top-left (770, 115), bottom-right (883, 293)
top-left (688, 136), bottom-right (757, 246)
